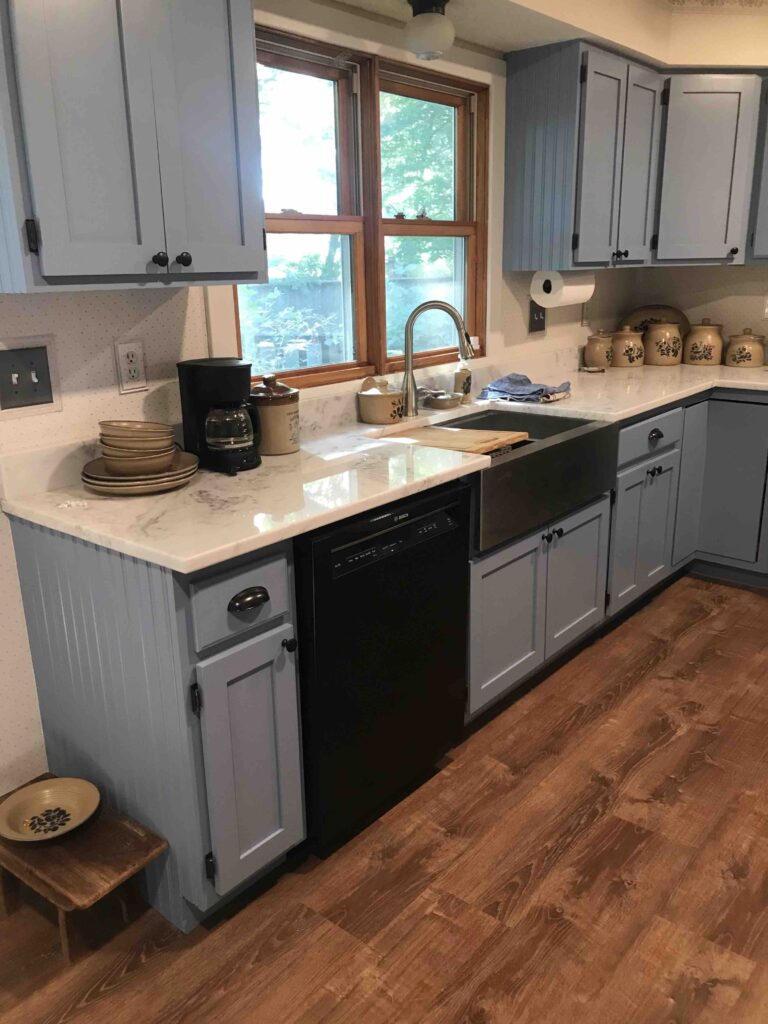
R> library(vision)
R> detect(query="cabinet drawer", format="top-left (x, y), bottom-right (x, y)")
top-left (189, 552), bottom-right (290, 652)
top-left (617, 408), bottom-right (683, 467)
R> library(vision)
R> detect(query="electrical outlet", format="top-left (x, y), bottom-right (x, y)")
top-left (114, 339), bottom-right (148, 394)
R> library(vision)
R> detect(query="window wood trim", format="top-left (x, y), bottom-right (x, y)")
top-left (237, 28), bottom-right (489, 388)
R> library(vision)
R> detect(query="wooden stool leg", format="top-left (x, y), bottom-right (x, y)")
top-left (58, 909), bottom-right (73, 965)
top-left (0, 868), bottom-right (21, 918)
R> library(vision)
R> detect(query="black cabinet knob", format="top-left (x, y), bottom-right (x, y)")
top-left (152, 251), bottom-right (169, 267)
top-left (729, 247), bottom-right (739, 257)
top-left (612, 249), bottom-right (629, 260)
top-left (542, 532), bottom-right (554, 543)
top-left (648, 427), bottom-right (664, 443)
top-left (282, 637), bottom-right (298, 653)
top-left (228, 585), bottom-right (269, 613)
top-left (647, 467), bottom-right (657, 478)
top-left (657, 465), bottom-right (663, 475)
top-left (175, 251), bottom-right (193, 267)
top-left (555, 528), bottom-right (564, 538)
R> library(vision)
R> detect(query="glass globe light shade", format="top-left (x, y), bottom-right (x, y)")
top-left (404, 12), bottom-right (455, 60)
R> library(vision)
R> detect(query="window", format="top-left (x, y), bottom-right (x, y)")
top-left (236, 31), bottom-right (489, 386)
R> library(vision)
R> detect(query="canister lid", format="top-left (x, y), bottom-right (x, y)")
top-left (692, 316), bottom-right (722, 328)
top-left (730, 327), bottom-right (766, 343)
top-left (250, 374), bottom-right (299, 405)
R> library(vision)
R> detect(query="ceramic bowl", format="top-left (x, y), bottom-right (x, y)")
top-left (102, 448), bottom-right (176, 476)
top-left (98, 420), bottom-right (174, 440)
top-left (0, 777), bottom-right (100, 842)
top-left (424, 392), bottom-right (464, 410)
top-left (357, 379), bottom-right (405, 424)
top-left (622, 304), bottom-right (691, 340)
top-left (100, 433), bottom-right (175, 452)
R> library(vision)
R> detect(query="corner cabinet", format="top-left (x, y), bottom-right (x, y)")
top-left (655, 75), bottom-right (761, 265)
top-left (469, 496), bottom-right (610, 715)
top-left (9, 525), bottom-right (305, 934)
top-left (0, 0), bottom-right (266, 288)
top-left (504, 41), bottom-right (662, 271)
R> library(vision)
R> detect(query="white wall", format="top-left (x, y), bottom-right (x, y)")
top-left (0, 290), bottom-right (209, 794)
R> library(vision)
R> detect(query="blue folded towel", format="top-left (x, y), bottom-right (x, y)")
top-left (479, 373), bottom-right (571, 404)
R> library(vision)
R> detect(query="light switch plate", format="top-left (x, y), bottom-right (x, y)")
top-left (114, 339), bottom-right (148, 394)
top-left (0, 345), bottom-right (54, 410)
top-left (529, 300), bottom-right (546, 333)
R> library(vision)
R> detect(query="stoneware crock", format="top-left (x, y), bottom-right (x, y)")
top-left (683, 317), bottom-right (724, 365)
top-left (584, 330), bottom-right (614, 368)
top-left (725, 328), bottom-right (766, 368)
top-left (644, 322), bottom-right (683, 366)
top-left (611, 325), bottom-right (645, 368)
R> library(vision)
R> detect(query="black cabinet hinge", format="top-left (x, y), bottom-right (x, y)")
top-left (24, 219), bottom-right (39, 254)
top-left (262, 227), bottom-right (267, 250)
top-left (751, 231), bottom-right (755, 248)
top-left (571, 233), bottom-right (579, 252)
top-left (609, 489), bottom-right (616, 506)
top-left (606, 592), bottom-right (611, 608)
top-left (651, 233), bottom-right (658, 251)
top-left (580, 64), bottom-right (587, 85)
top-left (190, 682), bottom-right (202, 717)
top-left (661, 86), bottom-right (670, 107)
top-left (204, 852), bottom-right (216, 881)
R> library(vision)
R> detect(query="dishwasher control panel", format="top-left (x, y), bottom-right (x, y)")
top-left (331, 510), bottom-right (457, 578)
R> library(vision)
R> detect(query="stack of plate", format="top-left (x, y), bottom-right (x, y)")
top-left (81, 420), bottom-right (199, 496)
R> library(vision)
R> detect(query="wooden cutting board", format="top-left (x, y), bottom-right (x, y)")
top-left (393, 425), bottom-right (529, 454)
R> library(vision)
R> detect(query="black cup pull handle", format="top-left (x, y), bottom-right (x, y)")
top-left (175, 251), bottom-right (193, 267)
top-left (648, 427), bottom-right (664, 443)
top-left (152, 251), bottom-right (169, 267)
top-left (228, 586), bottom-right (270, 613)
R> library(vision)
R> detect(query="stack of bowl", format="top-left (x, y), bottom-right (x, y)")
top-left (81, 420), bottom-right (199, 496)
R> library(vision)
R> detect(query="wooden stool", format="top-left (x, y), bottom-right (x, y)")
top-left (0, 774), bottom-right (168, 963)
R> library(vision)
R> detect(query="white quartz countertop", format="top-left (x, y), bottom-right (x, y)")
top-left (4, 362), bottom-right (768, 573)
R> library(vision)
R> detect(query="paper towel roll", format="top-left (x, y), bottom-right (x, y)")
top-left (530, 270), bottom-right (595, 308)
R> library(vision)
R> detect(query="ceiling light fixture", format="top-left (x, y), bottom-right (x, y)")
top-left (405, 0), bottom-right (455, 61)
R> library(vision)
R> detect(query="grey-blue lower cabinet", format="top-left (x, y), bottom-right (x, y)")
top-left (609, 448), bottom-right (681, 614)
top-left (469, 496), bottom-right (610, 716)
top-left (8, 521), bottom-right (305, 933)
top-left (196, 625), bottom-right (304, 896)
top-left (699, 399), bottom-right (768, 568)
top-left (673, 402), bottom-right (709, 566)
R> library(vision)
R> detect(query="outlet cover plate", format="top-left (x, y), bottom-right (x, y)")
top-left (114, 339), bottom-right (148, 394)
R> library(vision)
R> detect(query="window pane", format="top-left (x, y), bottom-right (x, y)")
top-left (385, 235), bottom-right (466, 357)
top-left (257, 64), bottom-right (339, 214)
top-left (380, 91), bottom-right (456, 220)
top-left (238, 234), bottom-right (357, 374)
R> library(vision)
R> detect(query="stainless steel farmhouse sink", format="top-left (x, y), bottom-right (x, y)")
top-left (439, 409), bottom-right (618, 553)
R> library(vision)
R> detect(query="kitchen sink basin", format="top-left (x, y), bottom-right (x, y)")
top-left (442, 407), bottom-right (618, 553)
top-left (441, 409), bottom-right (594, 440)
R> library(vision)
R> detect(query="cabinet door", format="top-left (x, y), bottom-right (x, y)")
top-left (469, 532), bottom-right (547, 716)
top-left (609, 449), bottom-right (680, 615)
top-left (10, 0), bottom-right (167, 277)
top-left (573, 50), bottom-right (627, 265)
top-left (151, 0), bottom-right (267, 276)
top-left (545, 497), bottom-right (610, 659)
top-left (672, 402), bottom-right (709, 566)
top-left (699, 400), bottom-right (768, 566)
top-left (196, 625), bottom-right (305, 896)
top-left (616, 66), bottom-right (663, 264)
top-left (656, 75), bottom-right (761, 262)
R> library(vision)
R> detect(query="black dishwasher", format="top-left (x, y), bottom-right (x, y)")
top-left (294, 481), bottom-right (470, 850)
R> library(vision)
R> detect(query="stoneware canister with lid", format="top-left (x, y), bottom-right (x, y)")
top-left (644, 322), bottom-right (683, 366)
top-left (584, 330), bottom-right (614, 368)
top-left (725, 328), bottom-right (766, 368)
top-left (683, 317), bottom-right (724, 365)
top-left (250, 374), bottom-right (300, 455)
top-left (611, 325), bottom-right (645, 368)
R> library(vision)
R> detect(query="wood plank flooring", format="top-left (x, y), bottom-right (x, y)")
top-left (4, 576), bottom-right (768, 1023)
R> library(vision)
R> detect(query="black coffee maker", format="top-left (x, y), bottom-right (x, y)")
top-left (177, 358), bottom-right (261, 474)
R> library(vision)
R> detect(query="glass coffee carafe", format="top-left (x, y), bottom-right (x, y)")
top-left (204, 402), bottom-right (256, 451)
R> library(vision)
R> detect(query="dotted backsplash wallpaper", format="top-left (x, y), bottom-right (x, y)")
top-left (0, 287), bottom-right (209, 794)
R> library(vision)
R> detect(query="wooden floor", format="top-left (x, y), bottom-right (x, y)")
top-left (5, 576), bottom-right (768, 1024)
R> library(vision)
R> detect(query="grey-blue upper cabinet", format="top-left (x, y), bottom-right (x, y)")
top-left (3, 0), bottom-right (266, 287)
top-left (748, 81), bottom-right (768, 260)
top-left (504, 41), bottom-right (662, 271)
top-left (655, 74), bottom-right (761, 264)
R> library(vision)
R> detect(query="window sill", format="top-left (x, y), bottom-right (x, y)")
top-left (252, 363), bottom-right (376, 389)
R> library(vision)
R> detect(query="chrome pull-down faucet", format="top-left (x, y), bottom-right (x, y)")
top-left (401, 300), bottom-right (474, 417)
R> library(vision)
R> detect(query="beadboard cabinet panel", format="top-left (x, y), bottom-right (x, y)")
top-left (672, 402), bottom-right (709, 566)
top-left (617, 65), bottom-right (663, 264)
top-left (656, 75), bottom-right (761, 263)
top-left (9, 0), bottom-right (168, 277)
top-left (151, 0), bottom-right (267, 276)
